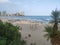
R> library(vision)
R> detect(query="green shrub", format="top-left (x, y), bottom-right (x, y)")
top-left (0, 20), bottom-right (26, 45)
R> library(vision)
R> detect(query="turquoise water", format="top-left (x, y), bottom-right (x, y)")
top-left (0, 16), bottom-right (52, 23)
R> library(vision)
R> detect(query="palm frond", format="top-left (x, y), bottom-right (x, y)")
top-left (44, 26), bottom-right (52, 33)
top-left (44, 26), bottom-right (53, 41)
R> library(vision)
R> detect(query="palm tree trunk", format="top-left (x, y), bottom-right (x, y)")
top-left (52, 23), bottom-right (60, 45)
top-left (53, 23), bottom-right (58, 37)
top-left (54, 37), bottom-right (60, 45)
top-left (53, 23), bottom-right (58, 31)
top-left (51, 38), bottom-right (59, 45)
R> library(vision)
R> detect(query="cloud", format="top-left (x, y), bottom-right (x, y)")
top-left (0, 0), bottom-right (9, 3)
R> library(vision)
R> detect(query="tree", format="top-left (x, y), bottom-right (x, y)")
top-left (44, 9), bottom-right (60, 45)
top-left (44, 26), bottom-right (54, 45)
top-left (0, 20), bottom-right (26, 45)
top-left (44, 26), bottom-right (60, 45)
top-left (51, 9), bottom-right (60, 45)
top-left (51, 9), bottom-right (60, 34)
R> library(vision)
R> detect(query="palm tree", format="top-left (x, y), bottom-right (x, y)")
top-left (44, 26), bottom-right (54, 45)
top-left (44, 26), bottom-right (60, 45)
top-left (51, 9), bottom-right (60, 45)
top-left (44, 9), bottom-right (60, 45)
top-left (51, 9), bottom-right (60, 35)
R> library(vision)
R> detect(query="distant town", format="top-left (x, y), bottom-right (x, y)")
top-left (0, 11), bottom-right (24, 16)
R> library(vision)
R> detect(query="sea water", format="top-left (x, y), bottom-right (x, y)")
top-left (0, 16), bottom-right (52, 23)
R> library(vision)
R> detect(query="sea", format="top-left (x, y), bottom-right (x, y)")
top-left (0, 16), bottom-right (52, 23)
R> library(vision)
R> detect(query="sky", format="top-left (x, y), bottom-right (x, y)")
top-left (0, 0), bottom-right (60, 16)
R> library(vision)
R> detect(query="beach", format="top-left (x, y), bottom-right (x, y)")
top-left (0, 18), bottom-right (51, 45)
top-left (0, 0), bottom-right (60, 45)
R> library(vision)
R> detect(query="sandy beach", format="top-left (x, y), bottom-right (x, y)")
top-left (0, 18), bottom-right (51, 45)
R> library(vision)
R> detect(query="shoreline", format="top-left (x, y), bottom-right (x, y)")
top-left (0, 16), bottom-right (51, 23)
